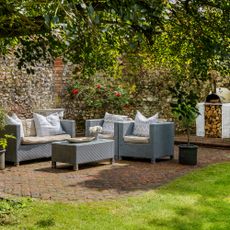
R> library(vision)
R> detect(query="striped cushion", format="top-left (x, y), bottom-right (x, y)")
top-left (21, 119), bottom-right (36, 137)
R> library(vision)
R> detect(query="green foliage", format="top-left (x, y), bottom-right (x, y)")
top-left (154, 0), bottom-right (229, 80)
top-left (0, 0), bottom-right (165, 76)
top-left (0, 108), bottom-right (5, 131)
top-left (0, 198), bottom-right (29, 226)
top-left (170, 82), bottom-right (199, 127)
top-left (0, 134), bottom-right (15, 150)
top-left (170, 81), bottom-right (200, 144)
top-left (0, 107), bottom-right (15, 150)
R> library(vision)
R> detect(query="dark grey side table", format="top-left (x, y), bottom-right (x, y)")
top-left (52, 139), bottom-right (114, 170)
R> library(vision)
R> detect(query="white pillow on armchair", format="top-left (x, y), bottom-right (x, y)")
top-left (133, 111), bottom-right (159, 136)
top-left (33, 113), bottom-right (65, 137)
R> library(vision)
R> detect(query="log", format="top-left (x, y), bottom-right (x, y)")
top-left (205, 104), bottom-right (222, 138)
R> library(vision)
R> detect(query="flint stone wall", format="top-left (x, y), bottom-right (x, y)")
top-left (0, 55), bottom-right (56, 118)
top-left (0, 55), bottom-right (228, 134)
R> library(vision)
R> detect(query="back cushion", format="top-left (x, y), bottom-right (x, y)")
top-left (133, 111), bottom-right (158, 136)
top-left (21, 119), bottom-right (36, 137)
top-left (102, 112), bottom-right (129, 134)
top-left (5, 113), bottom-right (24, 138)
top-left (33, 113), bottom-right (65, 137)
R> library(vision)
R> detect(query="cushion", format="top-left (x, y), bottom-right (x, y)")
top-left (5, 113), bottom-right (24, 138)
top-left (21, 134), bottom-right (71, 145)
top-left (124, 135), bottom-right (150, 144)
top-left (102, 112), bottom-right (129, 134)
top-left (21, 119), bottom-right (36, 137)
top-left (33, 113), bottom-right (65, 137)
top-left (133, 111), bottom-right (158, 136)
top-left (98, 133), bottom-right (114, 140)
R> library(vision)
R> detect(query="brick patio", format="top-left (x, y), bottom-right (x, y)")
top-left (0, 146), bottom-right (229, 202)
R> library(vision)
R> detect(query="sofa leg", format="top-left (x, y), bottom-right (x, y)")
top-left (73, 164), bottom-right (78, 171)
top-left (151, 158), bottom-right (156, 164)
top-left (51, 161), bottom-right (56, 168)
top-left (110, 158), bottom-right (115, 165)
top-left (170, 155), bottom-right (174, 160)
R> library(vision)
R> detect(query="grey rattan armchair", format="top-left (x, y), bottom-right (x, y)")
top-left (117, 121), bottom-right (174, 163)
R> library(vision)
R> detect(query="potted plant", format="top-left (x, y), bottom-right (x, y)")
top-left (170, 82), bottom-right (200, 165)
top-left (0, 107), bottom-right (14, 170)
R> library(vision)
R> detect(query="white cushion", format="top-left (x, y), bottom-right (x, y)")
top-left (124, 135), bottom-right (149, 144)
top-left (33, 113), bottom-right (65, 137)
top-left (102, 112), bottom-right (129, 134)
top-left (21, 134), bottom-right (71, 145)
top-left (133, 111), bottom-right (158, 136)
top-left (21, 119), bottom-right (36, 137)
top-left (5, 113), bottom-right (24, 138)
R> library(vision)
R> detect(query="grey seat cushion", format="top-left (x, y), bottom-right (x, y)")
top-left (98, 133), bottom-right (114, 139)
top-left (123, 135), bottom-right (149, 144)
top-left (21, 134), bottom-right (71, 145)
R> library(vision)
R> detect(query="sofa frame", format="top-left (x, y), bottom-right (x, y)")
top-left (0, 120), bottom-right (75, 166)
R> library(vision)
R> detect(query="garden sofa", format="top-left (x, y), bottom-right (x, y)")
top-left (0, 120), bottom-right (75, 165)
top-left (117, 121), bottom-right (174, 163)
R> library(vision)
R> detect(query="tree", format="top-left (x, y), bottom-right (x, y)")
top-left (0, 0), bottom-right (228, 82)
top-left (0, 0), bottom-right (165, 75)
top-left (153, 0), bottom-right (229, 80)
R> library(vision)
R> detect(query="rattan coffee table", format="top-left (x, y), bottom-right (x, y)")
top-left (51, 139), bottom-right (114, 170)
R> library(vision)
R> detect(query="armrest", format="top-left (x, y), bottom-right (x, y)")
top-left (0, 124), bottom-right (21, 150)
top-left (149, 122), bottom-right (174, 145)
top-left (85, 119), bottom-right (104, 136)
top-left (61, 120), bottom-right (76, 137)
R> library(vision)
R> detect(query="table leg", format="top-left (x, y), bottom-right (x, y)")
top-left (110, 158), bottom-right (115, 165)
top-left (52, 161), bottom-right (56, 168)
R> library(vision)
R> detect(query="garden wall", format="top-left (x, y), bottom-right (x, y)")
top-left (0, 54), bottom-right (57, 118)
top-left (0, 54), bottom-right (229, 134)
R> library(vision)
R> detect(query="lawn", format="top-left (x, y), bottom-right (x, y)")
top-left (1, 162), bottom-right (230, 230)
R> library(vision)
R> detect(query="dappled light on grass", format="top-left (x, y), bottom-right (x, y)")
top-left (0, 163), bottom-right (230, 229)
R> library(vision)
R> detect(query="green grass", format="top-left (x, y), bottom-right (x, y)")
top-left (1, 162), bottom-right (230, 230)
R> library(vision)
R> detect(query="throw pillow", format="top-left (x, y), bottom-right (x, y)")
top-left (33, 112), bottom-right (65, 137)
top-left (102, 112), bottom-right (129, 134)
top-left (5, 113), bottom-right (24, 138)
top-left (21, 119), bottom-right (36, 137)
top-left (133, 111), bottom-right (159, 136)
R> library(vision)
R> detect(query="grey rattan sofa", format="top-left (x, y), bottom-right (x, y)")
top-left (1, 120), bottom-right (75, 165)
top-left (117, 121), bottom-right (174, 163)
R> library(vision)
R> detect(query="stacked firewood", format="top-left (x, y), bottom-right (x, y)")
top-left (205, 104), bottom-right (222, 138)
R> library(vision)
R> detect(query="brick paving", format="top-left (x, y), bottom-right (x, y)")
top-left (0, 146), bottom-right (229, 202)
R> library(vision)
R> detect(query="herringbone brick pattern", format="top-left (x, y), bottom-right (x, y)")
top-left (0, 146), bottom-right (229, 202)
